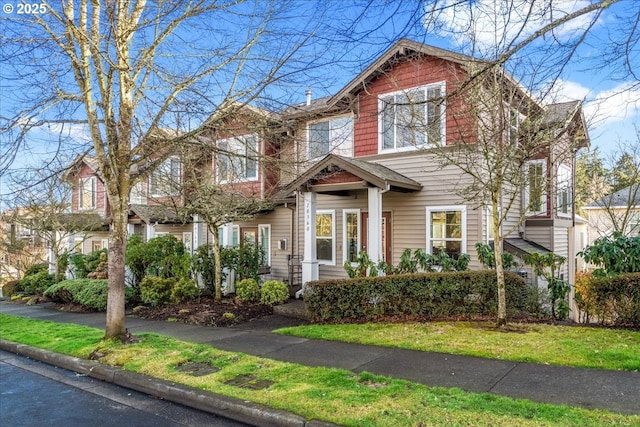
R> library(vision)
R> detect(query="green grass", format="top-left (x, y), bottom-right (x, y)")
top-left (276, 321), bottom-right (640, 371)
top-left (1, 314), bottom-right (639, 427)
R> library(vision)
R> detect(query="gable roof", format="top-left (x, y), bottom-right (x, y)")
top-left (282, 154), bottom-right (422, 195)
top-left (584, 184), bottom-right (640, 209)
top-left (129, 204), bottom-right (184, 224)
top-left (63, 154), bottom-right (102, 182)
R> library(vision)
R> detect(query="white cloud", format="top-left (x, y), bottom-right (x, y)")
top-left (429, 0), bottom-right (596, 55)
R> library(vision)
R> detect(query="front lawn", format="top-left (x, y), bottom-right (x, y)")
top-left (1, 313), bottom-right (639, 427)
top-left (276, 321), bottom-right (640, 371)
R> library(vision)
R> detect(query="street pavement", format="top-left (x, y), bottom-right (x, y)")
top-left (0, 349), bottom-right (248, 427)
top-left (1, 300), bottom-right (639, 426)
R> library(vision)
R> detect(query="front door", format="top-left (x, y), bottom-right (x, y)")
top-left (361, 212), bottom-right (392, 263)
top-left (240, 227), bottom-right (258, 247)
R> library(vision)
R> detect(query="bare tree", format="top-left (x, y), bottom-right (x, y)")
top-left (1, 1), bottom-right (325, 339)
top-left (4, 168), bottom-right (105, 280)
top-left (428, 64), bottom-right (578, 326)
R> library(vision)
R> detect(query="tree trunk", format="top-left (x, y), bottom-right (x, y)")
top-left (105, 205), bottom-right (128, 340)
top-left (212, 226), bottom-right (222, 302)
top-left (492, 194), bottom-right (507, 327)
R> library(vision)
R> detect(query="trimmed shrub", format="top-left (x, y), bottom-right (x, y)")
top-left (236, 278), bottom-right (260, 303)
top-left (43, 279), bottom-right (135, 311)
top-left (20, 270), bottom-right (56, 295)
top-left (171, 278), bottom-right (201, 303)
top-left (577, 272), bottom-right (640, 327)
top-left (140, 277), bottom-right (177, 306)
top-left (70, 249), bottom-right (107, 279)
top-left (24, 263), bottom-right (49, 277)
top-left (2, 280), bottom-right (19, 297)
top-left (304, 270), bottom-right (530, 323)
top-left (260, 280), bottom-right (289, 306)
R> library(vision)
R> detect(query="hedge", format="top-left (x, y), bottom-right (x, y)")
top-left (304, 270), bottom-right (530, 322)
top-left (583, 272), bottom-right (640, 327)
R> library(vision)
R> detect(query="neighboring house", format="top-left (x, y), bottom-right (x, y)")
top-left (582, 184), bottom-right (640, 243)
top-left (61, 154), bottom-right (191, 259)
top-left (0, 208), bottom-right (48, 285)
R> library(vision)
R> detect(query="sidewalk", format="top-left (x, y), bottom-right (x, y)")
top-left (1, 300), bottom-right (639, 418)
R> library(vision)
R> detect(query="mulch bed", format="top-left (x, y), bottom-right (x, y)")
top-left (131, 297), bottom-right (274, 327)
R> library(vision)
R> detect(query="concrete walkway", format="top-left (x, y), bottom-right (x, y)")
top-left (1, 301), bottom-right (639, 418)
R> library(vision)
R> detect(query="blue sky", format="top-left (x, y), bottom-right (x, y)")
top-left (1, 0), bottom-right (638, 207)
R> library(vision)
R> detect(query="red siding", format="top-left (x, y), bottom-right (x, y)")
top-left (71, 163), bottom-right (108, 216)
top-left (354, 56), bottom-right (476, 157)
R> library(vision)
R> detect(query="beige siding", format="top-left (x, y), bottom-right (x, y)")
top-left (524, 226), bottom-right (552, 250)
top-left (553, 226), bottom-right (570, 279)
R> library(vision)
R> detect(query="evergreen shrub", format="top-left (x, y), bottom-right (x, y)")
top-left (304, 270), bottom-right (530, 322)
top-left (236, 278), bottom-right (260, 303)
top-left (260, 280), bottom-right (289, 305)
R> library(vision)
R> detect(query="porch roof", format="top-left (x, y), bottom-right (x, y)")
top-left (129, 204), bottom-right (184, 224)
top-left (282, 154), bottom-right (422, 195)
top-left (504, 238), bottom-right (551, 259)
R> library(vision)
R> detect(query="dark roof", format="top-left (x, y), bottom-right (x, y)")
top-left (282, 154), bottom-right (422, 195)
top-left (129, 204), bottom-right (184, 224)
top-left (584, 184), bottom-right (640, 209)
top-left (56, 213), bottom-right (110, 231)
top-left (544, 101), bottom-right (581, 126)
top-left (504, 238), bottom-right (552, 259)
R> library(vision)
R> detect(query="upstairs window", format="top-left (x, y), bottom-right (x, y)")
top-left (379, 82), bottom-right (445, 151)
top-left (79, 177), bottom-right (96, 209)
top-left (556, 164), bottom-right (572, 216)
top-left (525, 161), bottom-right (547, 214)
top-left (217, 135), bottom-right (258, 183)
top-left (308, 116), bottom-right (353, 159)
top-left (150, 157), bottom-right (181, 196)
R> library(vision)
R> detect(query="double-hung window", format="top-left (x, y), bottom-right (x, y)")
top-left (308, 116), bottom-right (353, 159)
top-left (556, 164), bottom-right (572, 216)
top-left (426, 206), bottom-right (466, 259)
top-left (316, 210), bottom-right (335, 265)
top-left (79, 177), bottom-right (96, 209)
top-left (150, 157), bottom-right (181, 196)
top-left (525, 160), bottom-right (547, 214)
top-left (217, 135), bottom-right (258, 183)
top-left (379, 82), bottom-right (445, 151)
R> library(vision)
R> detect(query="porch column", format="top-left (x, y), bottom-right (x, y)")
top-left (146, 222), bottom-right (156, 241)
top-left (301, 191), bottom-right (319, 287)
top-left (568, 226), bottom-right (577, 321)
top-left (367, 187), bottom-right (383, 266)
top-left (192, 215), bottom-right (201, 249)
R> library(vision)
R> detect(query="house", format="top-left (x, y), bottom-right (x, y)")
top-left (0, 208), bottom-right (48, 285)
top-left (61, 39), bottom-right (590, 315)
top-left (582, 184), bottom-right (640, 243)
top-left (209, 39), bottom-right (589, 307)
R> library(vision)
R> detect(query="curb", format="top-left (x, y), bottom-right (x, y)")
top-left (0, 339), bottom-right (339, 427)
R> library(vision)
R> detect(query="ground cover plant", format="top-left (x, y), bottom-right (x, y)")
top-left (0, 314), bottom-right (638, 427)
top-left (276, 322), bottom-right (640, 372)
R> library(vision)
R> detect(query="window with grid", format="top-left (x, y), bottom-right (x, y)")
top-left (308, 116), bottom-right (353, 158)
top-left (427, 206), bottom-right (466, 259)
top-left (217, 135), bottom-right (258, 183)
top-left (379, 83), bottom-right (445, 151)
top-left (150, 158), bottom-right (181, 196)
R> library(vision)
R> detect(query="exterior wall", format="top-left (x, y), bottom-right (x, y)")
top-left (71, 163), bottom-right (108, 217)
top-left (524, 225), bottom-right (552, 250)
top-left (354, 56), bottom-right (473, 157)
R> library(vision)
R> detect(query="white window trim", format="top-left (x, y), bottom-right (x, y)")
top-left (556, 164), bottom-right (572, 218)
top-left (378, 81), bottom-right (446, 153)
top-left (316, 209), bottom-right (336, 266)
top-left (426, 205), bottom-right (467, 256)
top-left (182, 232), bottom-right (193, 254)
top-left (525, 160), bottom-right (547, 215)
top-left (216, 134), bottom-right (259, 184)
top-left (79, 177), bottom-right (96, 210)
top-left (258, 224), bottom-right (271, 267)
top-left (486, 206), bottom-right (499, 244)
top-left (342, 209), bottom-right (361, 264)
top-left (306, 115), bottom-right (354, 159)
top-left (149, 157), bottom-right (181, 197)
